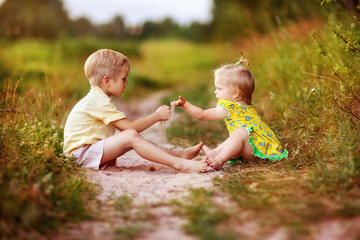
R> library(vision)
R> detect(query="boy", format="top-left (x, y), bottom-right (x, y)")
top-left (63, 49), bottom-right (207, 172)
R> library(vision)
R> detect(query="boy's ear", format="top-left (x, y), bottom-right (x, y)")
top-left (102, 76), bottom-right (110, 86)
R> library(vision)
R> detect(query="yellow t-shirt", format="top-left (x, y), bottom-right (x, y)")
top-left (63, 85), bottom-right (126, 155)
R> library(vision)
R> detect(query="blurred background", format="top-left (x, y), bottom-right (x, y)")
top-left (0, 0), bottom-right (338, 40)
top-left (0, 0), bottom-right (351, 107)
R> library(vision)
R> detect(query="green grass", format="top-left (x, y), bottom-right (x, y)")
top-left (0, 80), bottom-right (98, 238)
top-left (133, 39), bottom-right (219, 87)
top-left (108, 194), bottom-right (154, 240)
top-left (172, 188), bottom-right (235, 240)
top-left (0, 38), bottom-right (142, 106)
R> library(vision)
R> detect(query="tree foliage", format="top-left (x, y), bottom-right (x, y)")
top-left (140, 18), bottom-right (180, 39)
top-left (97, 16), bottom-right (126, 39)
top-left (320, 0), bottom-right (360, 122)
top-left (210, 0), bottom-right (324, 40)
top-left (0, 0), bottom-right (357, 41)
top-left (0, 0), bottom-right (70, 39)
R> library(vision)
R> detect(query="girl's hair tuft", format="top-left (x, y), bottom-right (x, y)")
top-left (236, 58), bottom-right (251, 69)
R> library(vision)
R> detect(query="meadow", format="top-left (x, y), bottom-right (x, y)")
top-left (0, 11), bottom-right (359, 240)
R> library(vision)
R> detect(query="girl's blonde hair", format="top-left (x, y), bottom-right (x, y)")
top-left (214, 59), bottom-right (255, 105)
top-left (84, 49), bottom-right (130, 86)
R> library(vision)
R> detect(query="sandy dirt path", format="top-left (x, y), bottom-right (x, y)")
top-left (82, 125), bottom-right (221, 240)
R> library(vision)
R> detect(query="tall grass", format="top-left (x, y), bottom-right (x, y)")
top-left (0, 80), bottom-right (98, 238)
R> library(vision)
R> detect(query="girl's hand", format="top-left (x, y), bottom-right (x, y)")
top-left (171, 95), bottom-right (186, 107)
top-left (155, 105), bottom-right (171, 121)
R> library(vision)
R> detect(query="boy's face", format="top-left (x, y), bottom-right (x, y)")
top-left (107, 70), bottom-right (129, 97)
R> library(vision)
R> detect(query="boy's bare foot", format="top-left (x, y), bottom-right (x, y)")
top-left (176, 158), bottom-right (208, 173)
top-left (171, 142), bottom-right (204, 159)
top-left (206, 157), bottom-right (223, 171)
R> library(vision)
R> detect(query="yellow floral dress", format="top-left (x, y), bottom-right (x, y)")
top-left (217, 99), bottom-right (288, 163)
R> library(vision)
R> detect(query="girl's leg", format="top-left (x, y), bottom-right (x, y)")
top-left (202, 141), bottom-right (226, 159)
top-left (207, 128), bottom-right (254, 170)
top-left (101, 129), bottom-right (208, 173)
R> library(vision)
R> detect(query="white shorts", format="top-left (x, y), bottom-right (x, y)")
top-left (70, 139), bottom-right (105, 171)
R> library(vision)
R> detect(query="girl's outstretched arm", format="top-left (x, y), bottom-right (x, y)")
top-left (172, 95), bottom-right (228, 121)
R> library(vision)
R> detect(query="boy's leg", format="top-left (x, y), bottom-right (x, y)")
top-left (101, 129), bottom-right (207, 173)
top-left (157, 142), bottom-right (204, 159)
top-left (207, 128), bottom-right (254, 170)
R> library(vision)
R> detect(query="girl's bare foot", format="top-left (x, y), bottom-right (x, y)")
top-left (202, 144), bottom-right (215, 158)
top-left (206, 157), bottom-right (223, 171)
top-left (171, 142), bottom-right (204, 159)
top-left (176, 158), bottom-right (208, 173)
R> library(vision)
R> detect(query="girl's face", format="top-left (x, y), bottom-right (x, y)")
top-left (214, 79), bottom-right (234, 101)
top-left (107, 70), bottom-right (129, 97)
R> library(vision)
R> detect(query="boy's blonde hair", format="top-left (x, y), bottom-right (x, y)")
top-left (84, 49), bottom-right (130, 86)
top-left (214, 60), bottom-right (255, 105)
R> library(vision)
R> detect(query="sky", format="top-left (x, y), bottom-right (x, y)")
top-left (0, 0), bottom-right (213, 26)
top-left (61, 0), bottom-right (213, 26)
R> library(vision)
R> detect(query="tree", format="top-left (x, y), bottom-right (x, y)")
top-left (210, 0), bottom-right (323, 41)
top-left (140, 18), bottom-right (180, 39)
top-left (0, 0), bottom-right (71, 39)
top-left (70, 17), bottom-right (96, 37)
top-left (180, 22), bottom-right (211, 42)
top-left (97, 16), bottom-right (126, 39)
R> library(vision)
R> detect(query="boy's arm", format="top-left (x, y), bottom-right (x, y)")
top-left (173, 96), bottom-right (228, 121)
top-left (111, 105), bottom-right (171, 132)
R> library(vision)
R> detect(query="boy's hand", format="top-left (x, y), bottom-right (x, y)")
top-left (155, 105), bottom-right (171, 121)
top-left (171, 95), bottom-right (186, 107)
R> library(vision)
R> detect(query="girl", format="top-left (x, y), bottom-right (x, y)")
top-left (172, 59), bottom-right (288, 170)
